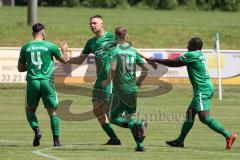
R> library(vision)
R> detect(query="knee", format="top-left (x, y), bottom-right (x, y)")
top-left (93, 107), bottom-right (104, 118)
top-left (198, 110), bottom-right (211, 124)
top-left (47, 108), bottom-right (58, 116)
top-left (93, 101), bottom-right (104, 115)
top-left (199, 115), bottom-right (210, 124)
top-left (26, 107), bottom-right (36, 113)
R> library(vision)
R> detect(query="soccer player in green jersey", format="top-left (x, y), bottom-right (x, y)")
top-left (147, 37), bottom-right (236, 149)
top-left (67, 15), bottom-right (121, 145)
top-left (18, 23), bottom-right (68, 147)
top-left (102, 27), bottom-right (149, 151)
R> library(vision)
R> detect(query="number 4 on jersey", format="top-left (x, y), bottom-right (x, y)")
top-left (31, 52), bottom-right (42, 70)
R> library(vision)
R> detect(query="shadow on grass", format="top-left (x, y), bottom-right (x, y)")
top-left (0, 144), bottom-right (19, 147)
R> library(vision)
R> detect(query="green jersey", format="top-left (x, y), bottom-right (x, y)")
top-left (110, 43), bottom-right (145, 93)
top-left (19, 40), bottom-right (61, 80)
top-left (82, 32), bottom-right (115, 82)
top-left (179, 50), bottom-right (214, 95)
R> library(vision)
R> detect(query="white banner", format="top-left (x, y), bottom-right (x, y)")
top-left (0, 47), bottom-right (240, 84)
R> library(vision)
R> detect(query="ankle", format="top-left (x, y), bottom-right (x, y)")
top-left (33, 126), bottom-right (41, 135)
top-left (53, 135), bottom-right (59, 141)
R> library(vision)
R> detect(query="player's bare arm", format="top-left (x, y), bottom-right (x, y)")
top-left (136, 63), bottom-right (149, 87)
top-left (67, 53), bottom-right (88, 65)
top-left (147, 57), bottom-right (185, 67)
top-left (137, 52), bottom-right (158, 70)
top-left (17, 61), bottom-right (26, 72)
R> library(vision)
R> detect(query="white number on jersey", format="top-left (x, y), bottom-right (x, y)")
top-left (121, 55), bottom-right (135, 75)
top-left (31, 52), bottom-right (43, 70)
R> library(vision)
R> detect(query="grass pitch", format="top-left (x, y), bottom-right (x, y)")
top-left (0, 7), bottom-right (240, 49)
top-left (0, 84), bottom-right (239, 160)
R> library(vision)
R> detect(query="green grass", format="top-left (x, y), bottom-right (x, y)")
top-left (0, 7), bottom-right (240, 49)
top-left (0, 84), bottom-right (240, 160)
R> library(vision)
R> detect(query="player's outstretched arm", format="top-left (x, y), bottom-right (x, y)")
top-left (137, 52), bottom-right (158, 70)
top-left (147, 58), bottom-right (185, 67)
top-left (67, 53), bottom-right (88, 65)
top-left (136, 63), bottom-right (149, 88)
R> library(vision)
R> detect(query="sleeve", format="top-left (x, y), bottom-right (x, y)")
top-left (109, 50), bottom-right (118, 63)
top-left (103, 33), bottom-right (115, 51)
top-left (50, 43), bottom-right (62, 60)
top-left (110, 33), bottom-right (115, 44)
top-left (135, 51), bottom-right (145, 65)
top-left (18, 46), bottom-right (26, 64)
top-left (179, 51), bottom-right (198, 64)
top-left (82, 40), bottom-right (91, 55)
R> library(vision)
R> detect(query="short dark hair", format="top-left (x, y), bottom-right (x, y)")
top-left (187, 37), bottom-right (203, 51)
top-left (32, 23), bottom-right (45, 33)
top-left (115, 27), bottom-right (128, 39)
top-left (89, 15), bottom-right (103, 21)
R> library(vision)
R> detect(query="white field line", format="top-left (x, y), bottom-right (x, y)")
top-left (32, 148), bottom-right (63, 160)
top-left (1, 139), bottom-right (240, 158)
top-left (0, 139), bottom-right (27, 143)
top-left (0, 139), bottom-right (63, 160)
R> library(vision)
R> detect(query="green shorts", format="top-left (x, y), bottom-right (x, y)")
top-left (189, 92), bottom-right (214, 112)
top-left (92, 80), bottom-right (112, 102)
top-left (108, 90), bottom-right (137, 118)
top-left (26, 78), bottom-right (58, 108)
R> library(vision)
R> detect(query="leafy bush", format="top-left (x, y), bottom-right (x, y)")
top-left (159, 0), bottom-right (178, 10)
top-left (63, 0), bottom-right (79, 7)
top-left (13, 0), bottom-right (240, 11)
top-left (144, 0), bottom-right (178, 10)
top-left (80, 0), bottom-right (127, 8)
top-left (217, 0), bottom-right (240, 11)
top-left (196, 0), bottom-right (216, 10)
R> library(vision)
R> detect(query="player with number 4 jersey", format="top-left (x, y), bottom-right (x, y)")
top-left (18, 23), bottom-right (68, 147)
top-left (19, 41), bottom-right (62, 80)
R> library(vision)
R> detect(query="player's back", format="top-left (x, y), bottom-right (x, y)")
top-left (111, 43), bottom-right (144, 93)
top-left (20, 40), bottom-right (61, 80)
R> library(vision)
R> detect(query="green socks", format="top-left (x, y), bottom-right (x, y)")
top-left (137, 142), bottom-right (144, 148)
top-left (101, 123), bottom-right (117, 138)
top-left (202, 116), bottom-right (231, 138)
top-left (177, 121), bottom-right (194, 143)
top-left (177, 115), bottom-right (231, 143)
top-left (128, 117), bottom-right (144, 148)
top-left (27, 111), bottom-right (61, 144)
top-left (103, 116), bottom-right (145, 148)
top-left (50, 115), bottom-right (60, 136)
top-left (111, 116), bottom-right (128, 128)
top-left (128, 119), bottom-right (137, 129)
top-left (26, 111), bottom-right (38, 128)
